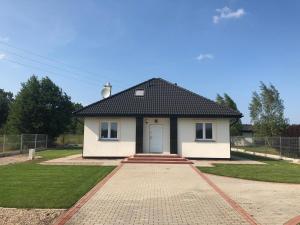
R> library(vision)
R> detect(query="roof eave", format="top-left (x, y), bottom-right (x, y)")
top-left (74, 113), bottom-right (243, 118)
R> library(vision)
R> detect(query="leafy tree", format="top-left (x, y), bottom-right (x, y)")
top-left (249, 82), bottom-right (288, 136)
top-left (216, 93), bottom-right (242, 136)
top-left (6, 75), bottom-right (73, 138)
top-left (66, 103), bottom-right (84, 134)
top-left (0, 89), bottom-right (13, 132)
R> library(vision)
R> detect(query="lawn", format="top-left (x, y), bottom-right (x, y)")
top-left (0, 149), bottom-right (115, 208)
top-left (237, 145), bottom-right (280, 155)
top-left (36, 148), bottom-right (83, 160)
top-left (199, 151), bottom-right (300, 184)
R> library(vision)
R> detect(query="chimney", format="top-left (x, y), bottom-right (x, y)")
top-left (101, 82), bottom-right (112, 99)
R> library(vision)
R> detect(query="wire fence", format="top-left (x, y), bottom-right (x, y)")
top-left (231, 136), bottom-right (300, 159)
top-left (54, 134), bottom-right (83, 147)
top-left (0, 134), bottom-right (48, 154)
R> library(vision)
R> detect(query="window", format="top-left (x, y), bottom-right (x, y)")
top-left (205, 123), bottom-right (212, 139)
top-left (135, 89), bottom-right (145, 96)
top-left (110, 122), bottom-right (118, 138)
top-left (100, 122), bottom-right (118, 140)
top-left (100, 122), bottom-right (109, 138)
top-left (196, 123), bottom-right (203, 139)
top-left (195, 123), bottom-right (213, 140)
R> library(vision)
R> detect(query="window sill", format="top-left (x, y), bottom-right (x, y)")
top-left (99, 138), bottom-right (119, 141)
top-left (195, 139), bottom-right (215, 143)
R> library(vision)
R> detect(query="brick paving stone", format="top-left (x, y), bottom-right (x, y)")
top-left (207, 174), bottom-right (300, 225)
top-left (65, 164), bottom-right (249, 225)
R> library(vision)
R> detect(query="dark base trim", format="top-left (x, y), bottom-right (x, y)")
top-left (186, 157), bottom-right (232, 160)
top-left (82, 156), bottom-right (128, 159)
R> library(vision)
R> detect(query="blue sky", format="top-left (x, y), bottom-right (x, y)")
top-left (0, 0), bottom-right (300, 123)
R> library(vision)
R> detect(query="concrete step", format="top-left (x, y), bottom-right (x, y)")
top-left (122, 154), bottom-right (193, 164)
top-left (133, 154), bottom-right (181, 158)
top-left (127, 157), bottom-right (188, 161)
top-left (122, 159), bottom-right (193, 164)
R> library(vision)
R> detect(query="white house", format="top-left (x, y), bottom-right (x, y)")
top-left (74, 78), bottom-right (242, 158)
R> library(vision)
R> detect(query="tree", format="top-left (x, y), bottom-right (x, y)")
top-left (6, 75), bottom-right (73, 138)
top-left (0, 89), bottom-right (13, 132)
top-left (249, 82), bottom-right (288, 136)
top-left (216, 93), bottom-right (242, 136)
top-left (66, 103), bottom-right (84, 134)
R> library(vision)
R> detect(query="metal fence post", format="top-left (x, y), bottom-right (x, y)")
top-left (298, 137), bottom-right (300, 158)
top-left (34, 134), bottom-right (37, 149)
top-left (3, 134), bottom-right (6, 152)
top-left (20, 134), bottom-right (23, 153)
top-left (279, 136), bottom-right (282, 159)
top-left (45, 135), bottom-right (48, 149)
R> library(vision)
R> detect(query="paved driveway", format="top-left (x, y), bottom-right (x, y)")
top-left (57, 164), bottom-right (300, 225)
top-left (207, 174), bottom-right (300, 225)
top-left (63, 164), bottom-right (250, 225)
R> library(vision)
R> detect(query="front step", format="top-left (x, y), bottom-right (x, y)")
top-left (122, 155), bottom-right (193, 164)
top-left (133, 154), bottom-right (181, 158)
top-left (127, 157), bottom-right (187, 161)
top-left (122, 160), bottom-right (193, 164)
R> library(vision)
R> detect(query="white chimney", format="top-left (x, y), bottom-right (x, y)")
top-left (101, 82), bottom-right (112, 99)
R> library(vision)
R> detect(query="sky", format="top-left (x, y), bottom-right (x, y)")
top-left (0, 0), bottom-right (300, 124)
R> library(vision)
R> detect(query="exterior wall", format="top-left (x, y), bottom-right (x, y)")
top-left (83, 117), bottom-right (136, 157)
top-left (242, 131), bottom-right (253, 138)
top-left (143, 117), bottom-right (170, 154)
top-left (177, 118), bottom-right (231, 158)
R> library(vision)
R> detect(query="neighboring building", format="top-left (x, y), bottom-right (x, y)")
top-left (284, 125), bottom-right (300, 137)
top-left (74, 78), bottom-right (242, 158)
top-left (241, 124), bottom-right (254, 138)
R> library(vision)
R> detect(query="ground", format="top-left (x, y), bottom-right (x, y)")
top-left (199, 151), bottom-right (300, 183)
top-left (63, 164), bottom-right (251, 225)
top-left (59, 163), bottom-right (300, 225)
top-left (0, 149), bottom-right (115, 225)
top-left (237, 146), bottom-right (279, 155)
top-left (1, 149), bottom-right (300, 225)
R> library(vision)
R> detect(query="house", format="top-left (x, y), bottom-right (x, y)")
top-left (241, 124), bottom-right (254, 138)
top-left (231, 124), bottom-right (254, 147)
top-left (74, 78), bottom-right (242, 158)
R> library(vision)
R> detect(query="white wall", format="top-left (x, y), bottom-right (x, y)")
top-left (143, 117), bottom-right (170, 154)
top-left (83, 117), bottom-right (136, 157)
top-left (178, 118), bottom-right (231, 158)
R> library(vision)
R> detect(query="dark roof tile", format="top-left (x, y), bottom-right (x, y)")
top-left (74, 78), bottom-right (242, 118)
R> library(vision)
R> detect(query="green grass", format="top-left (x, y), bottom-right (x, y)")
top-left (0, 149), bottom-right (115, 208)
top-left (237, 146), bottom-right (280, 155)
top-left (199, 152), bottom-right (300, 184)
top-left (36, 148), bottom-right (82, 160)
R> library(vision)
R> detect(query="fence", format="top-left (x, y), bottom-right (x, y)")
top-left (54, 134), bottom-right (83, 147)
top-left (0, 134), bottom-right (48, 154)
top-left (231, 136), bottom-right (300, 159)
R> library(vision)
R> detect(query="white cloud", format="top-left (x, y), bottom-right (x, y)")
top-left (0, 53), bottom-right (6, 60)
top-left (0, 36), bottom-right (9, 42)
top-left (196, 54), bottom-right (214, 61)
top-left (213, 6), bottom-right (245, 24)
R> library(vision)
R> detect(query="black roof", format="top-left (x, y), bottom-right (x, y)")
top-left (74, 78), bottom-right (242, 118)
top-left (242, 124), bottom-right (253, 133)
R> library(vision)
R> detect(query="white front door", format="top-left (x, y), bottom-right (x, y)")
top-left (149, 125), bottom-right (163, 153)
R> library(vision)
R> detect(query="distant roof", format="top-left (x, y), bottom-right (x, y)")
top-left (74, 78), bottom-right (243, 118)
top-left (242, 124), bottom-right (253, 133)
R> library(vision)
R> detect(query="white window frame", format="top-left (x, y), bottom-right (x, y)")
top-left (99, 121), bottom-right (119, 141)
top-left (195, 122), bottom-right (214, 141)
